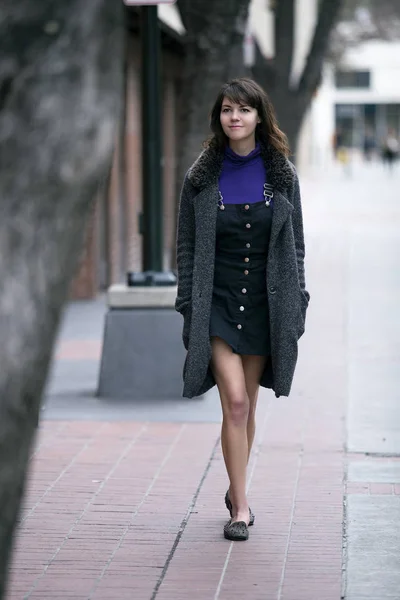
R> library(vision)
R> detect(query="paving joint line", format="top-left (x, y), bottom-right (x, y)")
top-left (276, 406), bottom-right (307, 600)
top-left (363, 452), bottom-right (400, 458)
top-left (342, 227), bottom-right (351, 600)
top-left (341, 449), bottom-right (349, 600)
top-left (24, 423), bottom-right (148, 600)
top-left (88, 424), bottom-right (188, 600)
top-left (151, 433), bottom-right (222, 600)
top-left (22, 422), bottom-right (106, 524)
top-left (346, 450), bottom-right (400, 458)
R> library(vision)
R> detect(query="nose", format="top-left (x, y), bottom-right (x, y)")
top-left (230, 111), bottom-right (240, 121)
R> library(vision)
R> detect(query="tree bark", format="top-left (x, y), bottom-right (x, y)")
top-left (169, 0), bottom-right (251, 266)
top-left (298, 0), bottom-right (344, 96)
top-left (275, 0), bottom-right (296, 86)
top-left (269, 91), bottom-right (306, 157)
top-left (0, 2), bottom-right (123, 596)
top-left (177, 0), bottom-right (252, 181)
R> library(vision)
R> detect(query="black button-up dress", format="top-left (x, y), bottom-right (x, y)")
top-left (210, 200), bottom-right (273, 356)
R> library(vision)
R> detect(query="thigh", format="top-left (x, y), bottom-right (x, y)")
top-left (210, 337), bottom-right (248, 415)
top-left (241, 354), bottom-right (268, 408)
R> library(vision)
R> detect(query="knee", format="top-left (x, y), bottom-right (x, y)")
top-left (224, 392), bottom-right (249, 426)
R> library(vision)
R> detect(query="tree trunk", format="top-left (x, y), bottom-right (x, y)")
top-left (170, 0), bottom-right (251, 266)
top-left (252, 57), bottom-right (305, 158)
top-left (253, 0), bottom-right (343, 160)
top-left (268, 88), bottom-right (308, 160)
top-left (177, 0), bottom-right (251, 182)
top-left (0, 2), bottom-right (123, 596)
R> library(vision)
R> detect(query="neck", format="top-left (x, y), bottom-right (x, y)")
top-left (229, 137), bottom-right (256, 156)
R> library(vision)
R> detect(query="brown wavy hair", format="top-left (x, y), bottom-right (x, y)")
top-left (205, 78), bottom-right (290, 158)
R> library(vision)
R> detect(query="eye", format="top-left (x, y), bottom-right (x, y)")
top-left (241, 108), bottom-right (250, 113)
top-left (222, 108), bottom-right (231, 113)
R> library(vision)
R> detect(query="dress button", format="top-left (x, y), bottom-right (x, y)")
top-left (244, 204), bottom-right (250, 210)
top-left (242, 288), bottom-right (247, 294)
top-left (269, 286), bottom-right (277, 294)
top-left (240, 306), bottom-right (245, 311)
top-left (244, 270), bottom-right (249, 275)
top-left (246, 243), bottom-right (251, 248)
top-left (237, 324), bottom-right (242, 330)
top-left (244, 257), bottom-right (249, 263)
top-left (246, 223), bottom-right (251, 229)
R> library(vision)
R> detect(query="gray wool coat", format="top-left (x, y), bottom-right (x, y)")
top-left (174, 141), bottom-right (310, 399)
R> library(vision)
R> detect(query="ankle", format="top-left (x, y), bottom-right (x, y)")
top-left (228, 490), bottom-right (248, 512)
top-left (235, 502), bottom-right (249, 513)
top-left (232, 505), bottom-right (250, 525)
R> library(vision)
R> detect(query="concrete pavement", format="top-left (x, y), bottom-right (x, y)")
top-left (303, 159), bottom-right (400, 600)
top-left (6, 158), bottom-right (400, 599)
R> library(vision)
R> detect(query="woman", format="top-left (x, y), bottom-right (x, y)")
top-left (175, 78), bottom-right (310, 542)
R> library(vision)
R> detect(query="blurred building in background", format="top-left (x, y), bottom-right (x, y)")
top-left (71, 4), bottom-right (185, 299)
top-left (306, 40), bottom-right (400, 169)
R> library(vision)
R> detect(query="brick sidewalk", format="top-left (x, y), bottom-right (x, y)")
top-left (5, 166), bottom-right (400, 599)
top-left (10, 402), bottom-right (400, 599)
top-left (7, 381), bottom-right (345, 600)
top-left (7, 175), bottom-right (349, 600)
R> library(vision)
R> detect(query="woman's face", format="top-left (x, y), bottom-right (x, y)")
top-left (220, 97), bottom-right (260, 143)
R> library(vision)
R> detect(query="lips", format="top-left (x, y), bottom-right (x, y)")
top-left (229, 126), bottom-right (242, 129)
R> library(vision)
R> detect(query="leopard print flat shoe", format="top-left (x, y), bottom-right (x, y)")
top-left (225, 490), bottom-right (255, 526)
top-left (224, 519), bottom-right (249, 541)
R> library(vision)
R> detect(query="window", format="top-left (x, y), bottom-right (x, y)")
top-left (335, 70), bottom-right (371, 89)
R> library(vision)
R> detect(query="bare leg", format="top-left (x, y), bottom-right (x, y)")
top-left (211, 337), bottom-right (250, 524)
top-left (241, 354), bottom-right (268, 462)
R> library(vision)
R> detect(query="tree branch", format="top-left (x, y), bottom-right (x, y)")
top-left (177, 0), bottom-right (217, 35)
top-left (329, 1), bottom-right (400, 64)
top-left (274, 0), bottom-right (295, 85)
top-left (298, 0), bottom-right (344, 94)
top-left (176, 0), bottom-right (191, 33)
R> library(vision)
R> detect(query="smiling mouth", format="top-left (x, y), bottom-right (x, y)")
top-left (230, 125), bottom-right (242, 128)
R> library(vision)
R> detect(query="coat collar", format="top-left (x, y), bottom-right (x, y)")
top-left (187, 140), bottom-right (294, 194)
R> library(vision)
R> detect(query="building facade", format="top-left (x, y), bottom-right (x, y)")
top-left (306, 40), bottom-right (400, 170)
top-left (71, 5), bottom-right (184, 299)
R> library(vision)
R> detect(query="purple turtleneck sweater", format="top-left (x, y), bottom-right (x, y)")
top-left (219, 143), bottom-right (266, 204)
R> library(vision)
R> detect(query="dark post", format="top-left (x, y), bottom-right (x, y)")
top-left (142, 5), bottom-right (162, 272)
top-left (127, 6), bottom-right (175, 286)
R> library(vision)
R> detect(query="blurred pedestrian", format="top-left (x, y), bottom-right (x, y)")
top-left (333, 128), bottom-right (344, 160)
top-left (175, 78), bottom-right (310, 542)
top-left (333, 127), bottom-right (351, 174)
top-left (381, 130), bottom-right (399, 171)
top-left (363, 129), bottom-right (375, 162)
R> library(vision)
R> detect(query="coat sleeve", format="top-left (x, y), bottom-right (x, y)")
top-left (175, 174), bottom-right (196, 315)
top-left (291, 168), bottom-right (310, 305)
